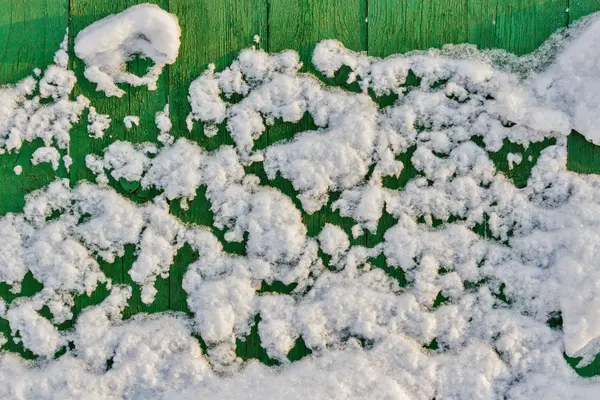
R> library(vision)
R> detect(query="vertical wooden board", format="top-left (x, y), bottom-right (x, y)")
top-left (483, 0), bottom-right (569, 200)
top-left (0, 0), bottom-right (68, 352)
top-left (68, 0), bottom-right (130, 314)
top-left (367, 0), bottom-right (469, 287)
top-left (0, 0), bottom-right (68, 83)
top-left (0, 0), bottom-right (69, 214)
top-left (467, 0), bottom-right (499, 49)
top-left (368, 0), bottom-right (468, 56)
top-left (69, 0), bottom-right (128, 184)
top-left (468, 0), bottom-right (568, 52)
top-left (269, 0), bottom-right (367, 55)
top-left (69, 0), bottom-right (170, 316)
top-left (168, 0), bottom-right (268, 136)
top-left (494, 0), bottom-right (568, 55)
top-left (69, 0), bottom-right (170, 183)
top-left (122, 0), bottom-right (172, 317)
top-left (167, 0), bottom-right (268, 313)
top-left (570, 0), bottom-right (600, 22)
top-left (268, 0), bottom-right (367, 250)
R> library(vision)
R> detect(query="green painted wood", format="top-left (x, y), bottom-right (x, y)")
top-left (2, 0), bottom-right (600, 374)
top-left (368, 0), bottom-right (469, 56)
top-left (570, 0), bottom-right (600, 22)
top-left (68, 0), bottom-right (132, 321)
top-left (494, 0), bottom-right (568, 55)
top-left (69, 0), bottom-right (172, 318)
top-left (0, 0), bottom-right (69, 358)
top-left (167, 0), bottom-right (268, 316)
top-left (0, 0), bottom-right (69, 214)
top-left (264, 0), bottom-right (369, 361)
top-left (268, 0), bottom-right (367, 238)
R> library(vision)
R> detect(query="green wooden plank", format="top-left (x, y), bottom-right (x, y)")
top-left (268, 0), bottom-right (368, 244)
top-left (167, 0), bottom-right (268, 314)
top-left (267, 0), bottom-right (367, 362)
top-left (0, 0), bottom-right (69, 358)
top-left (494, 0), bottom-right (568, 55)
top-left (0, 0), bottom-right (69, 214)
top-left (69, 0), bottom-right (131, 316)
top-left (268, 0), bottom-right (367, 238)
top-left (570, 0), bottom-right (600, 22)
top-left (368, 0), bottom-right (469, 56)
top-left (0, 0), bottom-right (68, 83)
top-left (69, 0), bottom-right (170, 317)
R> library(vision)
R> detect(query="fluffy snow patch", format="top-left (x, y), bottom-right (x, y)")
top-left (74, 3), bottom-right (181, 97)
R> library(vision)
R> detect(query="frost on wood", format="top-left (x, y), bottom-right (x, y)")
top-left (4, 5), bottom-right (600, 400)
top-left (74, 3), bottom-right (181, 97)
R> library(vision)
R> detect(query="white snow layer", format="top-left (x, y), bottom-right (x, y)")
top-left (3, 4), bottom-right (600, 400)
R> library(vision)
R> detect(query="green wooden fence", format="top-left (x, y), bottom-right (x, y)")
top-left (1, 0), bottom-right (600, 375)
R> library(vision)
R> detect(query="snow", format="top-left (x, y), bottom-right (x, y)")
top-left (318, 223), bottom-right (350, 263)
top-left (533, 15), bottom-right (600, 145)
top-left (123, 115), bottom-right (140, 129)
top-left (96, 140), bottom-right (157, 182)
top-left (0, 39), bottom-right (88, 161)
top-left (31, 147), bottom-right (60, 170)
top-left (155, 104), bottom-right (173, 144)
top-left (87, 107), bottom-right (111, 138)
top-left (507, 152), bottom-right (523, 170)
top-left (141, 138), bottom-right (203, 207)
top-left (3, 4), bottom-right (600, 400)
top-left (62, 155), bottom-right (72, 171)
top-left (74, 3), bottom-right (181, 97)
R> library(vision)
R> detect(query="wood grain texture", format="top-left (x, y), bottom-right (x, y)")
top-left (167, 0), bottom-right (268, 316)
top-left (570, 0), bottom-right (600, 21)
top-left (68, 0), bottom-right (172, 319)
top-left (0, 0), bottom-right (69, 358)
top-left (1, 0), bottom-right (600, 374)
top-left (268, 0), bottom-right (367, 237)
top-left (494, 0), bottom-right (568, 54)
top-left (368, 0), bottom-right (469, 56)
top-left (0, 0), bottom-right (69, 214)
